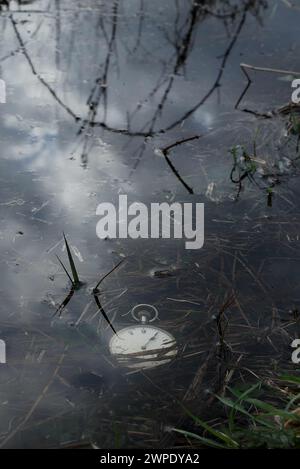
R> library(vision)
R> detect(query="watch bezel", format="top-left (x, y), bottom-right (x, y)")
top-left (108, 324), bottom-right (177, 369)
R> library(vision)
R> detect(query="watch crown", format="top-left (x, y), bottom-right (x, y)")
top-left (131, 304), bottom-right (159, 323)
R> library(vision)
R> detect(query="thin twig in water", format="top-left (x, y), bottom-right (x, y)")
top-left (240, 63), bottom-right (300, 76)
top-left (160, 135), bottom-right (202, 194)
top-left (235, 62), bottom-right (300, 111)
top-left (93, 294), bottom-right (117, 335)
top-left (92, 260), bottom-right (125, 335)
top-left (93, 259), bottom-right (125, 293)
top-left (162, 135), bottom-right (201, 154)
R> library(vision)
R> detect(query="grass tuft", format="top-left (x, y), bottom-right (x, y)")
top-left (172, 375), bottom-right (300, 449)
top-left (63, 232), bottom-right (80, 287)
top-left (56, 233), bottom-right (81, 288)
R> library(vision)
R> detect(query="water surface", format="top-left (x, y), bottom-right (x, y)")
top-left (0, 0), bottom-right (299, 448)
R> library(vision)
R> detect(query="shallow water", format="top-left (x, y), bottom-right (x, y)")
top-left (0, 0), bottom-right (299, 448)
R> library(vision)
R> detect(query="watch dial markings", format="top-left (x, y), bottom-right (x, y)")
top-left (110, 326), bottom-right (177, 369)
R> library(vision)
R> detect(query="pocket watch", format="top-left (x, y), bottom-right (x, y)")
top-left (109, 304), bottom-right (177, 370)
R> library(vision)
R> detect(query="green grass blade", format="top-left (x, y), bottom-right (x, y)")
top-left (279, 375), bottom-right (300, 385)
top-left (244, 398), bottom-right (300, 421)
top-left (63, 232), bottom-right (80, 285)
top-left (227, 382), bottom-right (262, 400)
top-left (180, 404), bottom-right (239, 448)
top-left (286, 393), bottom-right (300, 412)
top-left (56, 255), bottom-right (73, 285)
top-left (215, 395), bottom-right (275, 430)
top-left (171, 428), bottom-right (229, 449)
top-left (226, 382), bottom-right (262, 432)
top-left (214, 395), bottom-right (254, 421)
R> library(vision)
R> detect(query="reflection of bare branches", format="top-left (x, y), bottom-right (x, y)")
top-left (160, 4), bottom-right (250, 134)
top-left (78, 1), bottom-right (119, 165)
top-left (132, 0), bottom-right (145, 53)
top-left (8, 0), bottom-right (266, 143)
top-left (128, 0), bottom-right (264, 137)
top-left (10, 14), bottom-right (78, 121)
top-left (281, 0), bottom-right (300, 10)
top-left (10, 11), bottom-right (147, 137)
top-left (0, 2), bottom-right (50, 62)
top-left (55, 0), bottom-right (61, 71)
top-left (134, 1), bottom-right (203, 134)
top-left (128, 0), bottom-right (259, 138)
top-left (0, 0), bottom-right (39, 10)
top-left (86, 2), bottom-right (119, 123)
top-left (0, 1), bottom-right (9, 11)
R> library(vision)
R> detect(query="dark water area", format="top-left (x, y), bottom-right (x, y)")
top-left (0, 0), bottom-right (299, 448)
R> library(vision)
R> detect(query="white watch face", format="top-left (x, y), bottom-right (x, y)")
top-left (109, 325), bottom-right (177, 370)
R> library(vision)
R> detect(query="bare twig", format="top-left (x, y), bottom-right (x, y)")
top-left (160, 135), bottom-right (202, 194)
top-left (93, 259), bottom-right (125, 293)
top-left (235, 62), bottom-right (300, 111)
